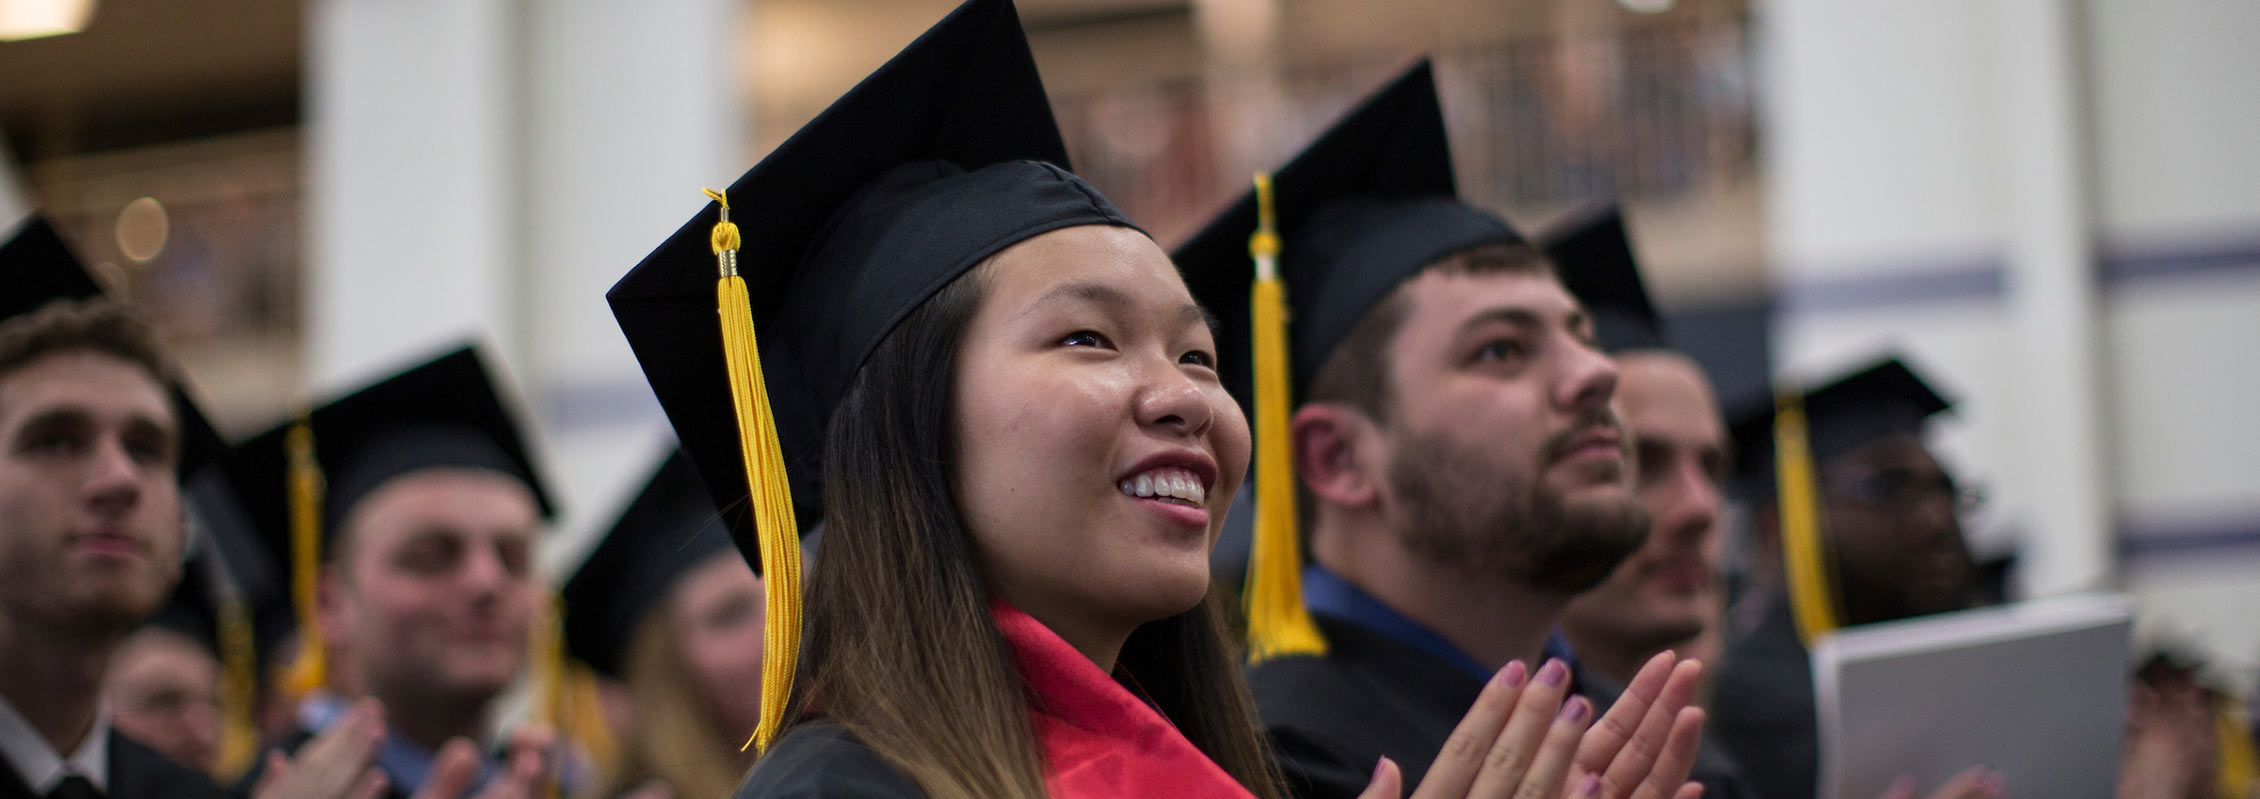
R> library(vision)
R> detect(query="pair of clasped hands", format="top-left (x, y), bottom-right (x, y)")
top-left (246, 700), bottom-right (557, 799)
top-left (1356, 652), bottom-right (2006, 799)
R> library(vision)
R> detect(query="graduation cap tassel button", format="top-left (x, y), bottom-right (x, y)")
top-left (704, 187), bottom-right (742, 278)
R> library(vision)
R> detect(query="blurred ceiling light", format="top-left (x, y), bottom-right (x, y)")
top-left (0, 0), bottom-right (96, 41)
top-left (115, 196), bottom-right (167, 263)
top-left (1618, 0), bottom-right (1675, 13)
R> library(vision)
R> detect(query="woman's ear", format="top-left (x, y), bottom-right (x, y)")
top-left (1293, 404), bottom-right (1381, 511)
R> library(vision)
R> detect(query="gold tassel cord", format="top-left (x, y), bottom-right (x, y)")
top-left (531, 590), bottom-right (565, 799)
top-left (283, 417), bottom-right (327, 696)
top-left (214, 586), bottom-right (259, 781)
top-left (1773, 391), bottom-right (1842, 644)
top-left (1243, 173), bottom-right (1326, 663)
top-left (705, 188), bottom-right (804, 754)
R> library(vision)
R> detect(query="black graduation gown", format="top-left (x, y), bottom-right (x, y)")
top-left (733, 722), bottom-right (924, 798)
top-left (1248, 614), bottom-right (1749, 799)
top-left (1710, 594), bottom-right (1817, 799)
top-left (0, 730), bottom-right (233, 799)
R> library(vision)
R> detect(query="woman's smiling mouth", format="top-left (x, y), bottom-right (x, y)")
top-left (1118, 466), bottom-right (1208, 508)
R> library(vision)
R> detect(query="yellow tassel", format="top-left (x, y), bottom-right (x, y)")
top-left (706, 188), bottom-right (804, 754)
top-left (1773, 391), bottom-right (1841, 644)
top-left (1243, 173), bottom-right (1327, 664)
top-left (531, 590), bottom-right (565, 799)
top-left (283, 417), bottom-right (327, 695)
top-left (213, 586), bottom-right (260, 781)
top-left (561, 665), bottom-right (622, 786)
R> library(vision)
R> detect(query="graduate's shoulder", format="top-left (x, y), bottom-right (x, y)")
top-left (107, 731), bottom-right (233, 799)
top-left (735, 721), bottom-right (926, 799)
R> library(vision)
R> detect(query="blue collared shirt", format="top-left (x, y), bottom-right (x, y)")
top-left (1300, 565), bottom-right (1580, 683)
top-left (299, 693), bottom-right (497, 794)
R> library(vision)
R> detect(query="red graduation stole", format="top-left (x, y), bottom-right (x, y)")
top-left (992, 600), bottom-right (1257, 799)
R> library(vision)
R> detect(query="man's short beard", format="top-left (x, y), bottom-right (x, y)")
top-left (1387, 421), bottom-right (1650, 596)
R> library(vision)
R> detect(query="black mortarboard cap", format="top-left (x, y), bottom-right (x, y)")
top-left (1538, 202), bottom-right (1665, 353)
top-left (607, 0), bottom-right (1135, 568)
top-left (221, 343), bottom-right (558, 558)
top-left (1173, 60), bottom-right (1523, 407)
top-left (562, 447), bottom-right (735, 678)
top-left (1729, 356), bottom-right (1955, 490)
top-left (0, 216), bottom-right (227, 477)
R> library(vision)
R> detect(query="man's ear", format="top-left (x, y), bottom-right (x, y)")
top-left (1294, 403), bottom-right (1383, 511)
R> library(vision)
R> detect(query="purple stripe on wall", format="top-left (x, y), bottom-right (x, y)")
top-left (2117, 515), bottom-right (2260, 561)
top-left (1774, 229), bottom-right (2260, 315)
top-left (540, 375), bottom-right (663, 432)
top-left (2098, 233), bottom-right (2260, 285)
top-left (1776, 257), bottom-right (2004, 315)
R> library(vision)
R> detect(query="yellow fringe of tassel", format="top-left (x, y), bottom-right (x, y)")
top-left (1243, 173), bottom-right (1327, 664)
top-left (706, 188), bottom-right (805, 754)
top-left (283, 417), bottom-right (327, 696)
top-left (1773, 391), bottom-right (1842, 644)
top-left (527, 589), bottom-right (564, 798)
top-left (214, 586), bottom-right (260, 781)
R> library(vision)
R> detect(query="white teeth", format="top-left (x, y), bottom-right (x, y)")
top-left (1118, 467), bottom-right (1207, 508)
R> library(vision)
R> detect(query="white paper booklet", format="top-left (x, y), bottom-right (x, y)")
top-left (1813, 593), bottom-right (2135, 799)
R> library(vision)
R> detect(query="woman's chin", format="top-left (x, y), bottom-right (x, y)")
top-left (1111, 565), bottom-right (1213, 623)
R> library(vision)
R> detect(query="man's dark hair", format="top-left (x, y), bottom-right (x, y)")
top-left (0, 298), bottom-right (174, 390)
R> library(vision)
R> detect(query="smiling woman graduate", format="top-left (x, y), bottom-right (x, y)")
top-left (605, 0), bottom-right (1275, 796)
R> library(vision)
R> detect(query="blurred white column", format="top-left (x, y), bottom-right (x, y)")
top-left (1991, 0), bottom-right (2112, 596)
top-left (519, 0), bottom-right (742, 565)
top-left (306, 0), bottom-right (522, 385)
top-left (306, 0), bottom-right (743, 557)
top-left (1757, 2), bottom-right (2105, 592)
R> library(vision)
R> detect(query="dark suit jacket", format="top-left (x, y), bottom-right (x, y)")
top-left (1249, 614), bottom-right (1750, 799)
top-left (1711, 594), bottom-right (1818, 799)
top-left (0, 730), bottom-right (232, 799)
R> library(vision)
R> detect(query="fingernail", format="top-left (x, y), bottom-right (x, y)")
top-left (1372, 757), bottom-right (1389, 781)
top-left (1497, 660), bottom-right (1528, 689)
top-left (1561, 696), bottom-right (1591, 724)
top-left (1539, 658), bottom-right (1568, 686)
top-left (1579, 773), bottom-right (1602, 796)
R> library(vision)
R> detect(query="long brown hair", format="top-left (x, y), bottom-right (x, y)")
top-left (787, 260), bottom-right (1283, 799)
top-left (603, 610), bottom-right (756, 799)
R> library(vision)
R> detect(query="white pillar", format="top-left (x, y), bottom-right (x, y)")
top-left (306, 0), bottom-right (744, 557)
top-left (306, 0), bottom-right (523, 385)
top-left (519, 0), bottom-right (742, 564)
top-left (1990, 0), bottom-right (2112, 596)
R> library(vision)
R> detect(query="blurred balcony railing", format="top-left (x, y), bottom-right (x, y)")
top-left (1053, 15), bottom-right (1756, 244)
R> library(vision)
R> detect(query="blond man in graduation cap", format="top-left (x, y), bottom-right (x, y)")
top-left (222, 344), bottom-right (560, 799)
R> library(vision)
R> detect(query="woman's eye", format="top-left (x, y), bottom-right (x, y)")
top-left (1061, 330), bottom-right (1113, 349)
top-left (1180, 349), bottom-right (1217, 369)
